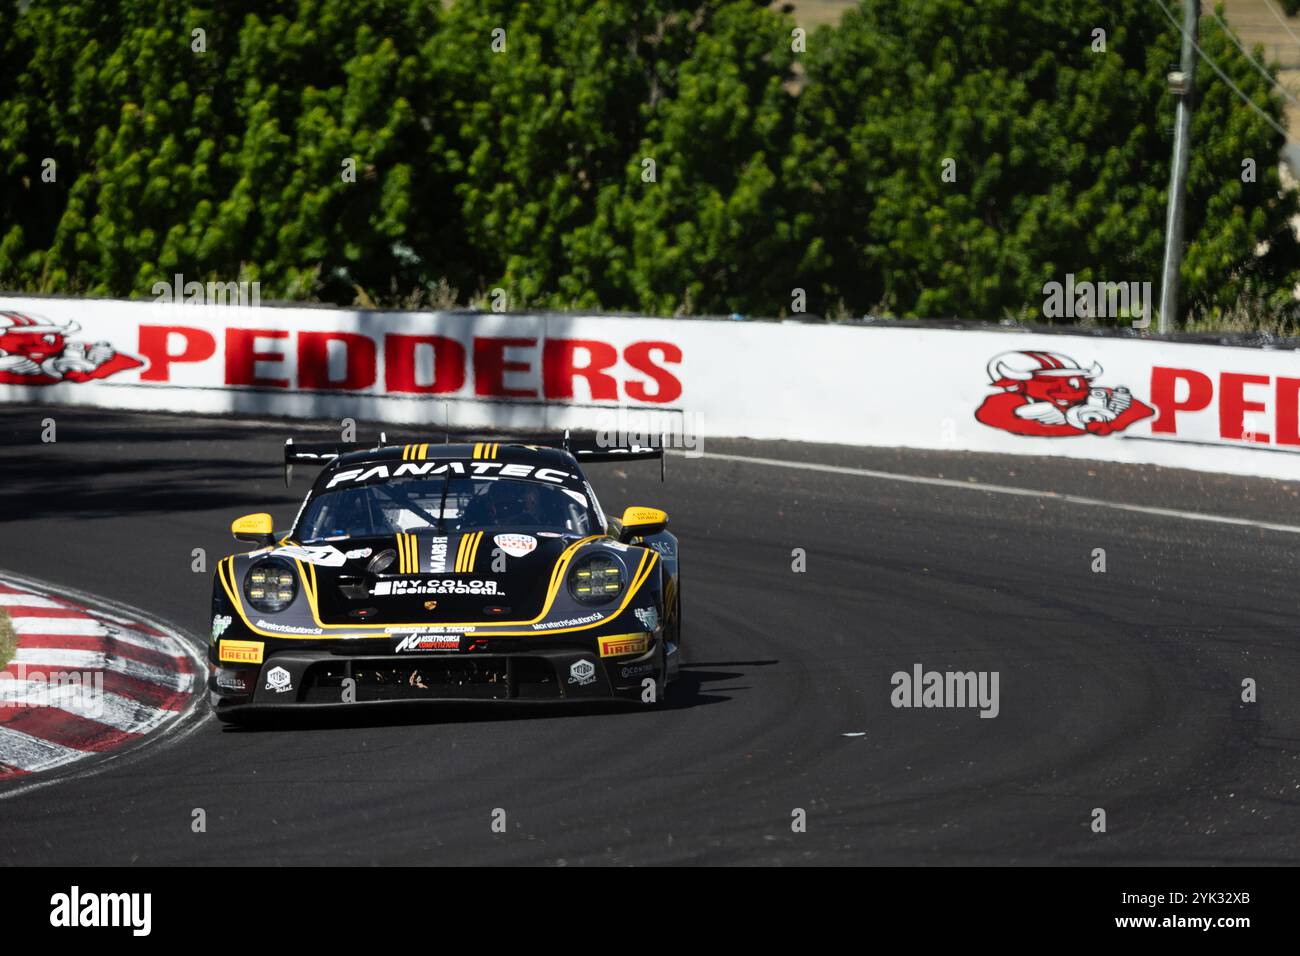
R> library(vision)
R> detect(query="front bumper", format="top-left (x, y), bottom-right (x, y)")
top-left (209, 641), bottom-right (672, 715)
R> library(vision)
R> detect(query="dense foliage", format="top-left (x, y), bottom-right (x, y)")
top-left (1, 0), bottom-right (1295, 325)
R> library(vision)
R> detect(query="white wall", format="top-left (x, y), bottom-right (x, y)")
top-left (2, 295), bottom-right (1299, 481)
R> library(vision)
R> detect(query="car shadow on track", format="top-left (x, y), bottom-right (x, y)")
top-left (215, 659), bottom-right (778, 732)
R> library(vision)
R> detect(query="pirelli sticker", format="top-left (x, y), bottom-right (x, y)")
top-left (597, 633), bottom-right (650, 658)
top-left (219, 640), bottom-right (265, 664)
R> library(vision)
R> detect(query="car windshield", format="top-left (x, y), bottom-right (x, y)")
top-left (298, 476), bottom-right (596, 540)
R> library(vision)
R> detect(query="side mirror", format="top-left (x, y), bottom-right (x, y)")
top-left (231, 512), bottom-right (276, 546)
top-left (618, 506), bottom-right (668, 542)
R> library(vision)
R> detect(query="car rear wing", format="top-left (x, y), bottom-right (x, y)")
top-left (283, 436), bottom-right (389, 486)
top-left (564, 435), bottom-right (662, 461)
top-left (565, 433), bottom-right (665, 480)
top-left (282, 431), bottom-right (665, 485)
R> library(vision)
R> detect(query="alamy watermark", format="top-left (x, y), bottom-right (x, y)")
top-left (49, 886), bottom-right (151, 936)
top-left (594, 406), bottom-right (703, 458)
top-left (890, 663), bottom-right (999, 718)
top-left (1042, 273), bottom-right (1151, 328)
top-left (151, 273), bottom-right (261, 310)
top-left (0, 664), bottom-right (106, 717)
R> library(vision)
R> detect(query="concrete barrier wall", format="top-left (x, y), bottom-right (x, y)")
top-left (2, 295), bottom-right (1299, 481)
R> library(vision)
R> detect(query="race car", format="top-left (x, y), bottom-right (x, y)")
top-left (207, 435), bottom-right (680, 721)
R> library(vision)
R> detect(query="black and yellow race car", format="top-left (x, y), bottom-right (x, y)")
top-left (207, 435), bottom-right (679, 721)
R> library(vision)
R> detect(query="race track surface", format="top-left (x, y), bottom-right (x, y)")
top-left (2, 404), bottom-right (1299, 865)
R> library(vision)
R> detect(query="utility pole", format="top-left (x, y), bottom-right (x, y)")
top-left (1158, 0), bottom-right (1199, 334)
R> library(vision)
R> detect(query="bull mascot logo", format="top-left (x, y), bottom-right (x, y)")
top-left (975, 350), bottom-right (1153, 437)
top-left (0, 311), bottom-right (142, 386)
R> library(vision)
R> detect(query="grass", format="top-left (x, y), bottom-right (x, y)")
top-left (0, 608), bottom-right (15, 670)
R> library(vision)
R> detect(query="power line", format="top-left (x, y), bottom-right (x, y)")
top-left (1205, 6), bottom-right (1300, 113)
top-left (1262, 0), bottom-right (1300, 53)
top-left (1150, 0), bottom-right (1290, 139)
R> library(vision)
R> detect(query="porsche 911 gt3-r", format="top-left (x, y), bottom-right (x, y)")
top-left (207, 436), bottom-right (680, 721)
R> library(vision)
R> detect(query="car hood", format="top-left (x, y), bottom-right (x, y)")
top-left (299, 532), bottom-right (578, 626)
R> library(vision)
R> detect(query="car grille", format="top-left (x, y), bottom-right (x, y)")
top-left (300, 655), bottom-right (558, 702)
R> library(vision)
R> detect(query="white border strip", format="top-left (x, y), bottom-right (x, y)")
top-left (0, 571), bottom-right (209, 800)
top-left (0, 726), bottom-right (87, 774)
top-left (0, 679), bottom-right (177, 735)
top-left (686, 450), bottom-right (1300, 536)
top-left (10, 648), bottom-right (193, 692)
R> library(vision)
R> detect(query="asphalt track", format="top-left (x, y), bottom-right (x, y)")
top-left (2, 404), bottom-right (1299, 865)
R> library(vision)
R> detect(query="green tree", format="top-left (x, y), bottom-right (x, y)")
top-left (0, 0), bottom-right (456, 302)
top-left (793, 0), bottom-right (1300, 324)
top-left (559, 1), bottom-right (810, 315)
top-left (428, 0), bottom-right (801, 312)
top-left (2, 0), bottom-right (1297, 328)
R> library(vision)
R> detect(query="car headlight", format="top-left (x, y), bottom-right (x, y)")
top-left (367, 549), bottom-right (396, 575)
top-left (243, 558), bottom-right (297, 613)
top-left (567, 553), bottom-right (626, 605)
